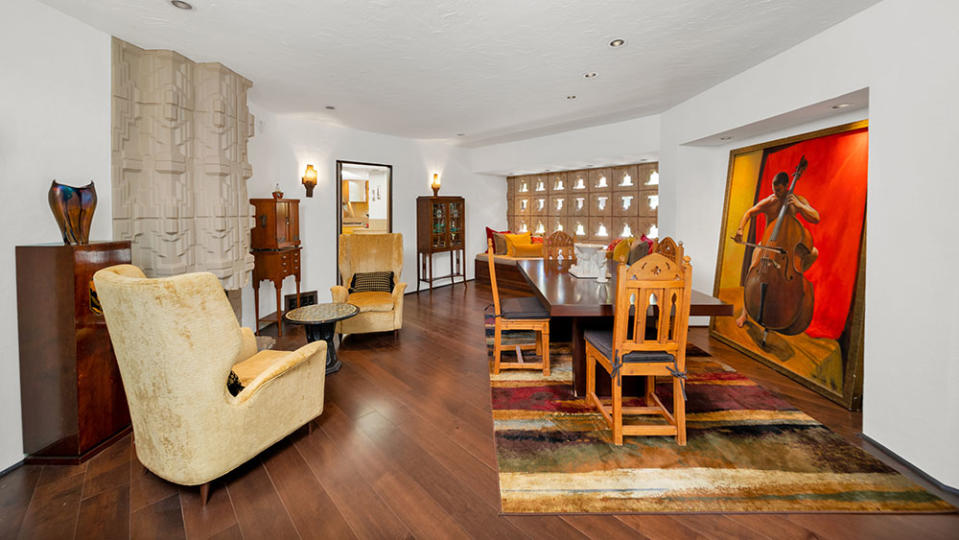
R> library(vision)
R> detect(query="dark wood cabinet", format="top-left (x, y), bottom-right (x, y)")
top-left (251, 198), bottom-right (301, 336)
top-left (16, 241), bottom-right (132, 464)
top-left (416, 196), bottom-right (467, 291)
top-left (251, 198), bottom-right (300, 250)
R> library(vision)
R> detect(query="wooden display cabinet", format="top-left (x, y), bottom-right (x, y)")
top-left (251, 198), bottom-right (301, 336)
top-left (416, 196), bottom-right (467, 291)
top-left (16, 241), bottom-right (132, 464)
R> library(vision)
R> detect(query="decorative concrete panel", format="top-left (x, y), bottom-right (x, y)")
top-left (112, 38), bottom-right (254, 290)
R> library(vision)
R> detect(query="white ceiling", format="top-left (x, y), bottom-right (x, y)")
top-left (40, 0), bottom-right (879, 145)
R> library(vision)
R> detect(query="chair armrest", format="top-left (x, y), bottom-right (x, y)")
top-left (392, 281), bottom-right (407, 302)
top-left (231, 341), bottom-right (326, 405)
top-left (331, 285), bottom-right (349, 303)
top-left (238, 327), bottom-right (258, 362)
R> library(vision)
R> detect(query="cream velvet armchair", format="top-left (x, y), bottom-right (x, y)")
top-left (93, 265), bottom-right (327, 501)
top-left (331, 233), bottom-right (406, 335)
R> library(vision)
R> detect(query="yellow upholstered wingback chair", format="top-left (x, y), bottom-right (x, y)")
top-left (93, 265), bottom-right (327, 499)
top-left (331, 233), bottom-right (406, 335)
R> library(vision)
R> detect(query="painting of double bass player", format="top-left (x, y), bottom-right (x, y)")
top-left (711, 121), bottom-right (868, 408)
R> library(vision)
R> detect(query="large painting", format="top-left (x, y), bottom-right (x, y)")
top-left (711, 120), bottom-right (868, 409)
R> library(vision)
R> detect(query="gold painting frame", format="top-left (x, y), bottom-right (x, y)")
top-left (710, 120), bottom-right (867, 409)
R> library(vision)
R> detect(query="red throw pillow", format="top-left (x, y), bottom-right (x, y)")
top-left (486, 226), bottom-right (510, 243)
top-left (531, 236), bottom-right (543, 244)
top-left (639, 234), bottom-right (654, 253)
top-left (607, 238), bottom-right (623, 251)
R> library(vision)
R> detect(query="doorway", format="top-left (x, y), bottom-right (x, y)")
top-left (335, 161), bottom-right (393, 281)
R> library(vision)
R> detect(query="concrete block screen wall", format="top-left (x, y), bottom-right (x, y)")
top-left (507, 162), bottom-right (658, 243)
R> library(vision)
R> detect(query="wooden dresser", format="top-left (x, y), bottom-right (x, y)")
top-left (16, 241), bottom-right (132, 463)
top-left (416, 196), bottom-right (466, 291)
top-left (251, 198), bottom-right (301, 336)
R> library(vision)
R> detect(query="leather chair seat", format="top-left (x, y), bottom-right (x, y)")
top-left (584, 329), bottom-right (675, 364)
top-left (501, 296), bottom-right (549, 319)
top-left (348, 291), bottom-right (395, 313)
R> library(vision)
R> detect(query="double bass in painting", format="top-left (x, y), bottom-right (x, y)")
top-left (733, 156), bottom-right (820, 344)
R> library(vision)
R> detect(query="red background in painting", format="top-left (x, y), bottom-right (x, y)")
top-left (753, 128), bottom-right (868, 340)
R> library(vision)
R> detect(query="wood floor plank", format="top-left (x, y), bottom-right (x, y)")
top-left (725, 514), bottom-right (823, 540)
top-left (504, 514), bottom-right (590, 539)
top-left (223, 462), bottom-right (299, 540)
top-left (353, 409), bottom-right (525, 539)
top-left (81, 435), bottom-right (131, 501)
top-left (131, 492), bottom-right (186, 540)
top-left (75, 484), bottom-right (129, 540)
top-left (562, 515), bottom-right (652, 539)
top-left (674, 515), bottom-right (771, 540)
top-left (261, 437), bottom-right (356, 540)
top-left (130, 459), bottom-right (178, 512)
top-left (319, 404), bottom-right (471, 539)
top-left (0, 465), bottom-right (42, 539)
top-left (17, 464), bottom-right (85, 540)
top-left (616, 515), bottom-right (714, 540)
top-left (179, 479), bottom-right (238, 540)
top-left (294, 413), bottom-right (411, 539)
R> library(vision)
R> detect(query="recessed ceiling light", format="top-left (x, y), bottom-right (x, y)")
top-left (832, 103), bottom-right (851, 109)
top-left (456, 133), bottom-right (465, 137)
top-left (584, 72), bottom-right (598, 79)
top-left (566, 95), bottom-right (576, 100)
top-left (719, 136), bottom-right (733, 141)
top-left (609, 39), bottom-right (626, 48)
top-left (325, 105), bottom-right (336, 110)
top-left (170, 0), bottom-right (193, 9)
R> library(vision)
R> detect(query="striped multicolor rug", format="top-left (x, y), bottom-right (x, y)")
top-left (488, 344), bottom-right (954, 513)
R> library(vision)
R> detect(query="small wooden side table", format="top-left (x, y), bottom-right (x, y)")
top-left (284, 303), bottom-right (360, 374)
top-left (251, 247), bottom-right (301, 336)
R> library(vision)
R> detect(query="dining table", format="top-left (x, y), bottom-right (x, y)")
top-left (515, 258), bottom-right (734, 397)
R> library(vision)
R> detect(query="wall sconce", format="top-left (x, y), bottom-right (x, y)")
top-left (302, 164), bottom-right (317, 197)
top-left (431, 173), bottom-right (441, 197)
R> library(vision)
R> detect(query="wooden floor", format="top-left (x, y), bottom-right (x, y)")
top-left (2, 283), bottom-right (957, 539)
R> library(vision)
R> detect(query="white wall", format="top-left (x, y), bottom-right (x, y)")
top-left (0, 0), bottom-right (112, 470)
top-left (658, 0), bottom-right (959, 488)
top-left (242, 105), bottom-right (507, 328)
top-left (368, 169), bottom-right (389, 220)
top-left (470, 115), bottom-right (661, 175)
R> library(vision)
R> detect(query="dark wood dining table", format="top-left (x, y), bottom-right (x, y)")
top-left (515, 258), bottom-right (734, 396)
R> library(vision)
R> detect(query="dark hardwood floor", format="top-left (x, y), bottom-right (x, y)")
top-left (2, 282), bottom-right (957, 539)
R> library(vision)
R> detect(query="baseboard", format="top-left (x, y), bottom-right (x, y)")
top-left (860, 433), bottom-right (959, 496)
top-left (0, 459), bottom-right (24, 478)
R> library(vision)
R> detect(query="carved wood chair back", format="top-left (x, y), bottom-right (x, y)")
top-left (653, 236), bottom-right (684, 264)
top-left (612, 253), bottom-right (692, 364)
top-left (544, 230), bottom-right (576, 262)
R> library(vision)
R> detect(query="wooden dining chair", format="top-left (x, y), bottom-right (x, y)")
top-left (544, 230), bottom-right (576, 262)
top-left (487, 239), bottom-right (550, 375)
top-left (584, 252), bottom-right (693, 445)
top-left (654, 236), bottom-right (684, 264)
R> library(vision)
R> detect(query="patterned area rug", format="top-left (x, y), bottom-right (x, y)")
top-left (487, 337), bottom-right (954, 513)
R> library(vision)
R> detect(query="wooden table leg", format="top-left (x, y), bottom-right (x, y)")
top-left (571, 316), bottom-right (585, 397)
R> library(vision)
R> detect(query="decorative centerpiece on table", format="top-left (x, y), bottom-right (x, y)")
top-left (568, 244), bottom-right (608, 280)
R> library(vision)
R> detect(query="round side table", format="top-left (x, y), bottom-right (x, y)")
top-left (284, 303), bottom-right (360, 375)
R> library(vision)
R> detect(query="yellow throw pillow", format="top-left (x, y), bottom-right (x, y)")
top-left (612, 237), bottom-right (633, 263)
top-left (504, 232), bottom-right (532, 256)
top-left (513, 243), bottom-right (543, 257)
